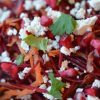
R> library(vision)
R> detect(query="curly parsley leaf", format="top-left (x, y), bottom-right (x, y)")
top-left (48, 72), bottom-right (66, 99)
top-left (50, 13), bottom-right (77, 35)
top-left (15, 54), bottom-right (24, 65)
top-left (24, 35), bottom-right (48, 52)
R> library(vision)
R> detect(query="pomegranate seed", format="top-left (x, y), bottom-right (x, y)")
top-left (59, 35), bottom-right (72, 48)
top-left (81, 33), bottom-right (94, 47)
top-left (84, 88), bottom-right (96, 96)
top-left (46, 31), bottom-right (55, 39)
top-left (91, 39), bottom-right (100, 50)
top-left (40, 15), bottom-right (53, 27)
top-left (46, 0), bottom-right (57, 9)
top-left (1, 62), bottom-right (18, 79)
top-left (60, 68), bottom-right (79, 78)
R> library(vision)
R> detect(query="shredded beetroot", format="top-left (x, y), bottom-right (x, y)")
top-left (0, 0), bottom-right (100, 100)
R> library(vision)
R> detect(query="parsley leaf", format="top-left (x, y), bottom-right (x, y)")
top-left (48, 72), bottom-right (65, 99)
top-left (50, 13), bottom-right (77, 35)
top-left (24, 35), bottom-right (48, 52)
top-left (16, 54), bottom-right (24, 65)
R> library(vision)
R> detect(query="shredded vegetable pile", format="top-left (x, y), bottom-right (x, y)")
top-left (0, 0), bottom-right (100, 100)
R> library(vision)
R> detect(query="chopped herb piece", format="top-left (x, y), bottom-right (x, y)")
top-left (50, 13), bottom-right (77, 35)
top-left (16, 54), bottom-right (24, 65)
top-left (24, 35), bottom-right (49, 52)
top-left (48, 72), bottom-right (65, 99)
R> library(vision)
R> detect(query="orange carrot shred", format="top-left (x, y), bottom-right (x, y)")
top-left (48, 49), bottom-right (60, 57)
top-left (24, 47), bottom-right (38, 62)
top-left (0, 89), bottom-right (33, 100)
top-left (31, 63), bottom-right (43, 87)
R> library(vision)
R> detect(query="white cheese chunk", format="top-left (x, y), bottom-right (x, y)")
top-left (33, 0), bottom-right (46, 11)
top-left (75, 8), bottom-right (86, 19)
top-left (20, 41), bottom-right (29, 52)
top-left (60, 46), bottom-right (71, 56)
top-left (87, 95), bottom-right (100, 100)
top-left (75, 16), bottom-right (98, 35)
top-left (27, 17), bottom-right (47, 36)
top-left (92, 79), bottom-right (100, 88)
top-left (24, 0), bottom-right (33, 11)
top-left (46, 7), bottom-right (61, 22)
top-left (88, 0), bottom-right (100, 11)
top-left (0, 10), bottom-right (11, 23)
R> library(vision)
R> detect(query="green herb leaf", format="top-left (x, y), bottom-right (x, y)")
top-left (50, 13), bottom-right (77, 35)
top-left (24, 35), bottom-right (49, 52)
top-left (16, 54), bottom-right (24, 65)
top-left (48, 72), bottom-right (65, 99)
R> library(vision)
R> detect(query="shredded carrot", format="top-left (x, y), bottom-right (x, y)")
top-left (31, 63), bottom-right (43, 87)
top-left (0, 89), bottom-right (33, 100)
top-left (0, 87), bottom-right (7, 92)
top-left (30, 55), bottom-right (34, 68)
top-left (24, 47), bottom-right (38, 62)
top-left (48, 49), bottom-right (60, 57)
top-left (5, 18), bottom-right (20, 29)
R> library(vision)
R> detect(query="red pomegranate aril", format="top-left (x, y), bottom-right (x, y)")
top-left (59, 35), bottom-right (72, 48)
top-left (40, 15), bottom-right (53, 27)
top-left (46, 31), bottom-right (55, 39)
top-left (81, 33), bottom-right (94, 47)
top-left (91, 39), bottom-right (100, 50)
top-left (74, 92), bottom-right (86, 100)
top-left (46, 0), bottom-right (57, 9)
top-left (60, 68), bottom-right (79, 78)
top-left (1, 62), bottom-right (18, 79)
top-left (84, 88), bottom-right (96, 96)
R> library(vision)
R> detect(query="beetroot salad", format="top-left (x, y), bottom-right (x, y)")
top-left (0, 0), bottom-right (100, 100)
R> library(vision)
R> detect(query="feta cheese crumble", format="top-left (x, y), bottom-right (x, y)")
top-left (20, 41), bottom-right (29, 52)
top-left (0, 9), bottom-right (11, 23)
top-left (92, 79), bottom-right (100, 88)
top-left (26, 17), bottom-right (47, 36)
top-left (76, 88), bottom-right (83, 92)
top-left (60, 46), bottom-right (71, 56)
top-left (33, 0), bottom-right (46, 11)
top-left (42, 54), bottom-right (50, 64)
top-left (24, 0), bottom-right (33, 11)
top-left (7, 28), bottom-right (17, 36)
top-left (43, 75), bottom-right (48, 83)
top-left (46, 7), bottom-right (61, 22)
top-left (19, 28), bottom-right (28, 39)
top-left (88, 0), bottom-right (100, 11)
top-left (75, 16), bottom-right (98, 35)
top-left (60, 60), bottom-right (69, 71)
top-left (75, 8), bottom-right (86, 19)
top-left (0, 51), bottom-right (11, 62)
top-left (87, 95), bottom-right (100, 100)
top-left (18, 67), bottom-right (31, 80)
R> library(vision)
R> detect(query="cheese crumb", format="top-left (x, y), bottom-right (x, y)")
top-left (20, 41), bottom-right (29, 52)
top-left (88, 0), bottom-right (100, 11)
top-left (60, 46), bottom-right (71, 56)
top-left (33, 0), bottom-right (46, 11)
top-left (75, 16), bottom-right (98, 35)
top-left (92, 79), bottom-right (100, 88)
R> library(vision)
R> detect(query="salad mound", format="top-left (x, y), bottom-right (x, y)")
top-left (0, 0), bottom-right (100, 100)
